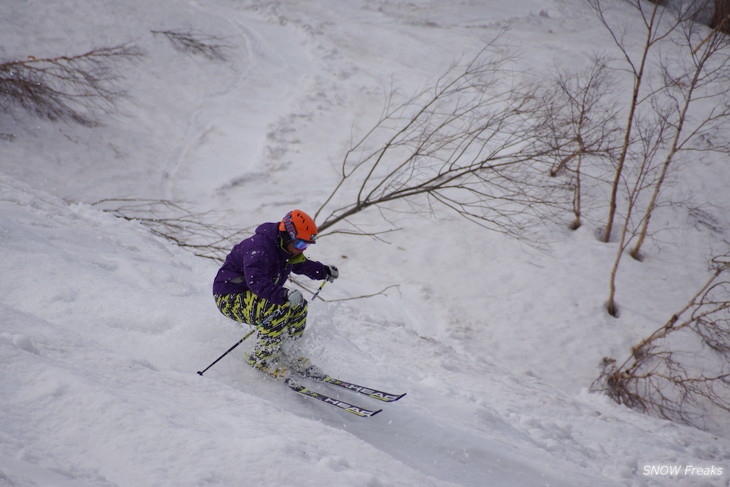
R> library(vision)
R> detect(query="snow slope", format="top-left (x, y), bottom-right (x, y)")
top-left (2, 0), bottom-right (730, 486)
top-left (2, 171), bottom-right (727, 486)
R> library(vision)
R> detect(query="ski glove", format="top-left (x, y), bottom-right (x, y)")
top-left (286, 289), bottom-right (305, 307)
top-left (325, 265), bottom-right (339, 283)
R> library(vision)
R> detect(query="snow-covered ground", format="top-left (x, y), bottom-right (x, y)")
top-left (2, 1), bottom-right (729, 486)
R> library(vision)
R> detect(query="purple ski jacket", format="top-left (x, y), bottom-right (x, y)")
top-left (212, 222), bottom-right (328, 305)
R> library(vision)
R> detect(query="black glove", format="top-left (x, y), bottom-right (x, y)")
top-left (325, 265), bottom-right (339, 283)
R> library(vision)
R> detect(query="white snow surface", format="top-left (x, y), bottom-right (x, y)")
top-left (1, 1), bottom-right (730, 486)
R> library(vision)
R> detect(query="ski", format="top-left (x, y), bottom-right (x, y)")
top-left (284, 379), bottom-right (382, 417)
top-left (296, 371), bottom-right (406, 403)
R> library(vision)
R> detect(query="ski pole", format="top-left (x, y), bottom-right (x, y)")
top-left (310, 280), bottom-right (327, 302)
top-left (196, 307), bottom-right (287, 376)
top-left (196, 328), bottom-right (257, 376)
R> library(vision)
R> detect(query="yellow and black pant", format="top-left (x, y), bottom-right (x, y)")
top-left (214, 291), bottom-right (307, 370)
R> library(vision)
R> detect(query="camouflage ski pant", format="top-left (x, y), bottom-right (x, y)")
top-left (214, 291), bottom-right (307, 369)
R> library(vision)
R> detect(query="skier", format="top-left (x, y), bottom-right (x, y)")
top-left (212, 209), bottom-right (338, 379)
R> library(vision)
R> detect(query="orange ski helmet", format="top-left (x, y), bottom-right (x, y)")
top-left (279, 210), bottom-right (318, 247)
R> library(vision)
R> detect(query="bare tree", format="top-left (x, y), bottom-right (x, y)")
top-left (588, 0), bottom-right (730, 315)
top-left (151, 30), bottom-right (229, 61)
top-left (542, 59), bottom-right (622, 230)
top-left (314, 45), bottom-right (570, 240)
top-left (0, 44), bottom-right (142, 126)
top-left (604, 119), bottom-right (667, 316)
top-left (630, 13), bottom-right (730, 259)
top-left (589, 0), bottom-right (695, 242)
top-left (593, 254), bottom-right (730, 430)
top-left (92, 198), bottom-right (248, 261)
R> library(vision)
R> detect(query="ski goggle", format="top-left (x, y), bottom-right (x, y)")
top-left (292, 238), bottom-right (311, 251)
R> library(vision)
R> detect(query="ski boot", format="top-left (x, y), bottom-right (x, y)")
top-left (286, 356), bottom-right (324, 378)
top-left (246, 353), bottom-right (290, 380)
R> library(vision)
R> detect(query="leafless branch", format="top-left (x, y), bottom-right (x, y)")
top-left (92, 198), bottom-right (248, 261)
top-left (0, 44), bottom-right (143, 126)
top-left (314, 41), bottom-right (572, 243)
top-left (593, 253), bottom-right (730, 430)
top-left (151, 30), bottom-right (229, 61)
top-left (540, 58), bottom-right (622, 229)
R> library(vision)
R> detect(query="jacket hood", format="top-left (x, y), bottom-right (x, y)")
top-left (255, 222), bottom-right (291, 258)
top-left (255, 222), bottom-right (280, 240)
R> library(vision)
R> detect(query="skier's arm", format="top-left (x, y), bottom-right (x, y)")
top-left (292, 259), bottom-right (337, 282)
